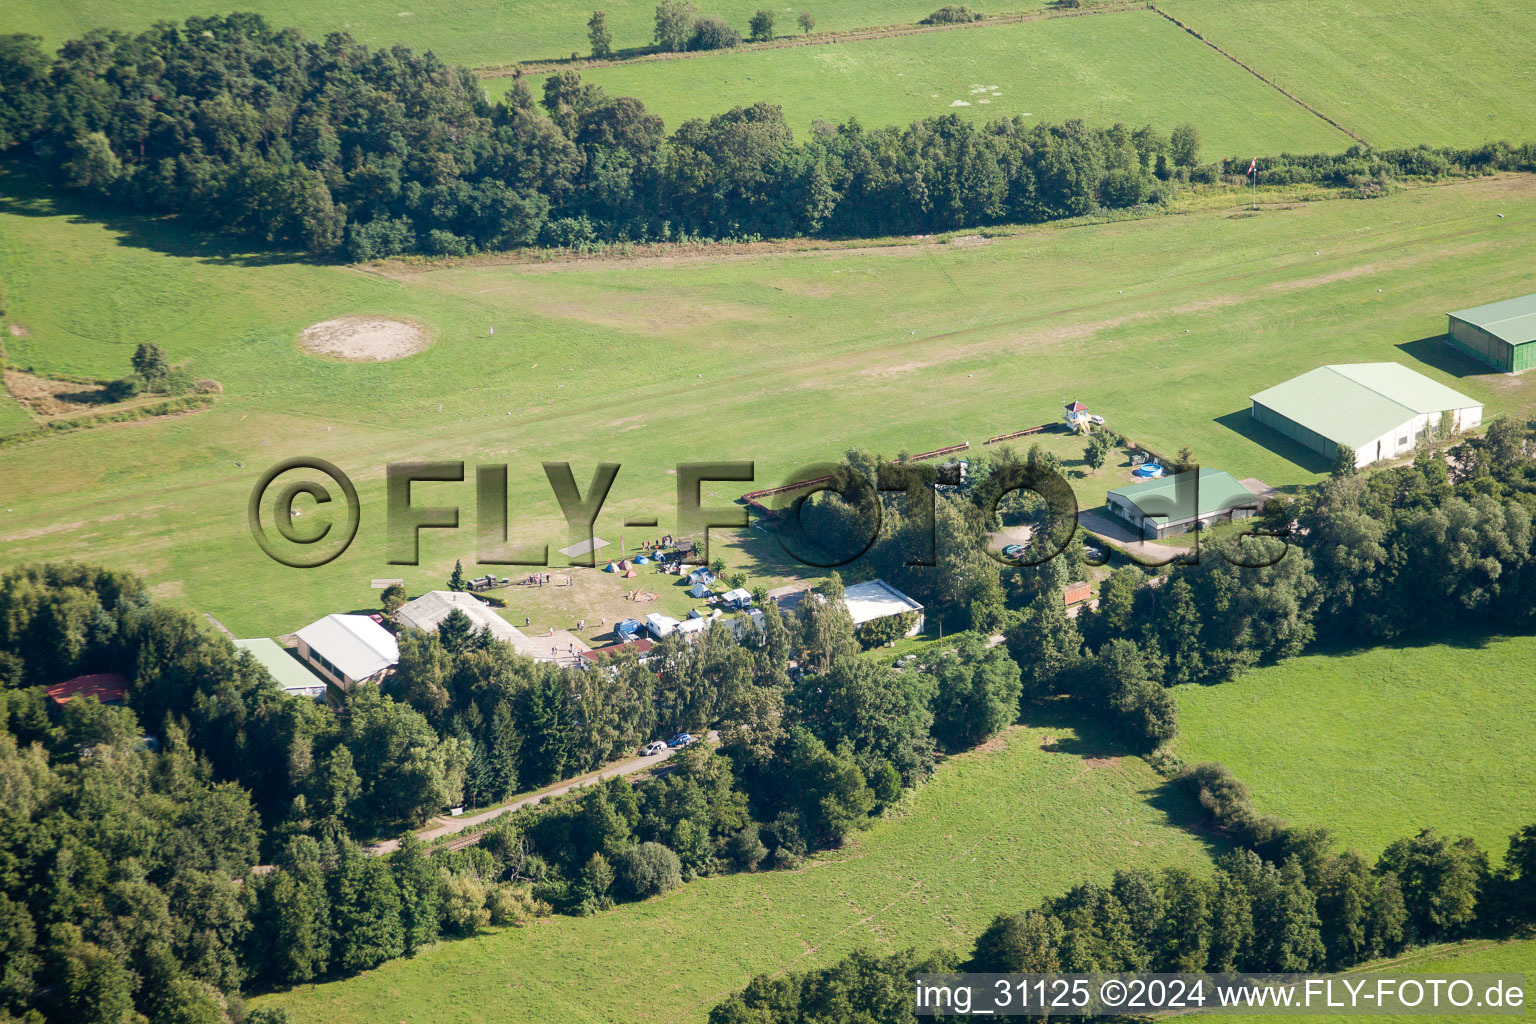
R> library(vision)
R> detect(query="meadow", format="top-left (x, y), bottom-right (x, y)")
top-left (514, 9), bottom-right (1352, 156)
top-left (1160, 0), bottom-right (1536, 150)
top-left (5, 169), bottom-right (1536, 638)
top-left (1174, 633), bottom-right (1536, 858)
top-left (1, 0), bottom-right (1058, 68)
top-left (259, 721), bottom-right (1216, 1023)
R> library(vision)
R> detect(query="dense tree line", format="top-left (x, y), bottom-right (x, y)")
top-left (0, 558), bottom-right (1027, 1019)
top-left (711, 806), bottom-right (1536, 1022)
top-left (0, 18), bottom-right (1532, 261)
top-left (1233, 141), bottom-right (1536, 195)
top-left (0, 16), bottom-right (1205, 260)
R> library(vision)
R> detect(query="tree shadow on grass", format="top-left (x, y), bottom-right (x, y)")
top-left (1396, 336), bottom-right (1500, 379)
top-left (1213, 409), bottom-right (1333, 475)
top-left (1020, 701), bottom-right (1233, 860)
top-left (0, 161), bottom-right (314, 269)
top-left (1305, 625), bottom-right (1510, 659)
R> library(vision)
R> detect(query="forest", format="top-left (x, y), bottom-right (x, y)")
top-left (2, 17), bottom-right (1534, 260)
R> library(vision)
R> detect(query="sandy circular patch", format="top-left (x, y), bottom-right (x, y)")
top-left (298, 316), bottom-right (431, 362)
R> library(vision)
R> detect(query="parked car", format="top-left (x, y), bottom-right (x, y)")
top-left (1001, 543), bottom-right (1026, 558)
top-left (667, 733), bottom-right (694, 748)
top-left (639, 740), bottom-right (668, 756)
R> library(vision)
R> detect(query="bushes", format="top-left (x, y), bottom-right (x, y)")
top-left (1227, 142), bottom-right (1536, 192)
top-left (854, 610), bottom-right (915, 648)
top-left (921, 5), bottom-right (983, 24)
top-left (619, 842), bottom-right (683, 898)
top-left (690, 15), bottom-right (742, 49)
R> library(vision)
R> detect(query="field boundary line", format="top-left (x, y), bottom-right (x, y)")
top-left (1147, 5), bottom-right (1369, 145)
top-left (477, 3), bottom-right (1153, 79)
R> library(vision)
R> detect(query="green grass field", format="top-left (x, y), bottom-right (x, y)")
top-left (1162, 0), bottom-right (1536, 150)
top-left (0, 389), bottom-right (34, 434)
top-left (1174, 634), bottom-right (1536, 859)
top-left (0, 0), bottom-right (1057, 68)
top-left (258, 722), bottom-right (1215, 1023)
top-left (5, 169), bottom-right (1536, 638)
top-left (511, 10), bottom-right (1351, 156)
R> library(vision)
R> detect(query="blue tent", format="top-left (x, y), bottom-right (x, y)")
top-left (688, 582), bottom-right (711, 599)
top-left (634, 555), bottom-right (651, 564)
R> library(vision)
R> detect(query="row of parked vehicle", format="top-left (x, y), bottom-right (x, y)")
top-left (639, 733), bottom-right (695, 756)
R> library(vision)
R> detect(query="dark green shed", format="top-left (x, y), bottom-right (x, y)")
top-left (1447, 293), bottom-right (1536, 373)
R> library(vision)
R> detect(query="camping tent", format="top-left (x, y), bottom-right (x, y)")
top-left (688, 582), bottom-right (711, 599)
top-left (603, 562), bottom-right (617, 572)
top-left (634, 555), bottom-right (651, 564)
top-left (624, 569), bottom-right (637, 578)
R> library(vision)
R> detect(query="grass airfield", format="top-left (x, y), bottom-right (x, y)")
top-left (4, 170), bottom-right (1536, 636)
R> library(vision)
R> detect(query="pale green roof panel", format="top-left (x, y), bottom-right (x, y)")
top-left (1449, 292), bottom-right (1536, 346)
top-left (1327, 362), bottom-right (1480, 415)
top-left (1251, 366), bottom-right (1416, 450)
top-left (233, 637), bottom-right (327, 693)
top-left (1250, 363), bottom-right (1480, 451)
top-left (1107, 467), bottom-right (1255, 518)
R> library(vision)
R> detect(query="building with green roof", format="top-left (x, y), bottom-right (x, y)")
top-left (233, 637), bottom-right (329, 699)
top-left (1105, 467), bottom-right (1260, 539)
top-left (1250, 363), bottom-right (1482, 469)
top-left (1447, 292), bottom-right (1536, 373)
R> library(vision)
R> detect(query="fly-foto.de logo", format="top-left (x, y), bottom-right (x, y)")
top-left (246, 458), bottom-right (1290, 570)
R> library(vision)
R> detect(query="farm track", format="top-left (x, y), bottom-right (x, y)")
top-left (478, 2), bottom-right (1154, 79)
top-left (1147, 4), bottom-right (1369, 145)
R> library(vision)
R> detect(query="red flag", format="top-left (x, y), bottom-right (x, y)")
top-left (1247, 158), bottom-right (1258, 176)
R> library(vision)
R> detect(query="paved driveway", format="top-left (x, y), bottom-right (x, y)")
top-left (1077, 507), bottom-right (1195, 563)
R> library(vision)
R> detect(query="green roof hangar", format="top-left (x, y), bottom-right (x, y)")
top-left (1105, 468), bottom-right (1261, 540)
top-left (1447, 292), bottom-right (1536, 373)
top-left (1250, 363), bottom-right (1482, 469)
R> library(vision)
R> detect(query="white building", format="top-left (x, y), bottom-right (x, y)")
top-left (1250, 363), bottom-right (1483, 469)
top-left (294, 614), bottom-right (399, 690)
top-left (396, 590), bottom-right (587, 664)
top-left (775, 579), bottom-right (925, 637)
top-left (397, 590), bottom-right (527, 645)
top-left (842, 579), bottom-right (925, 636)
